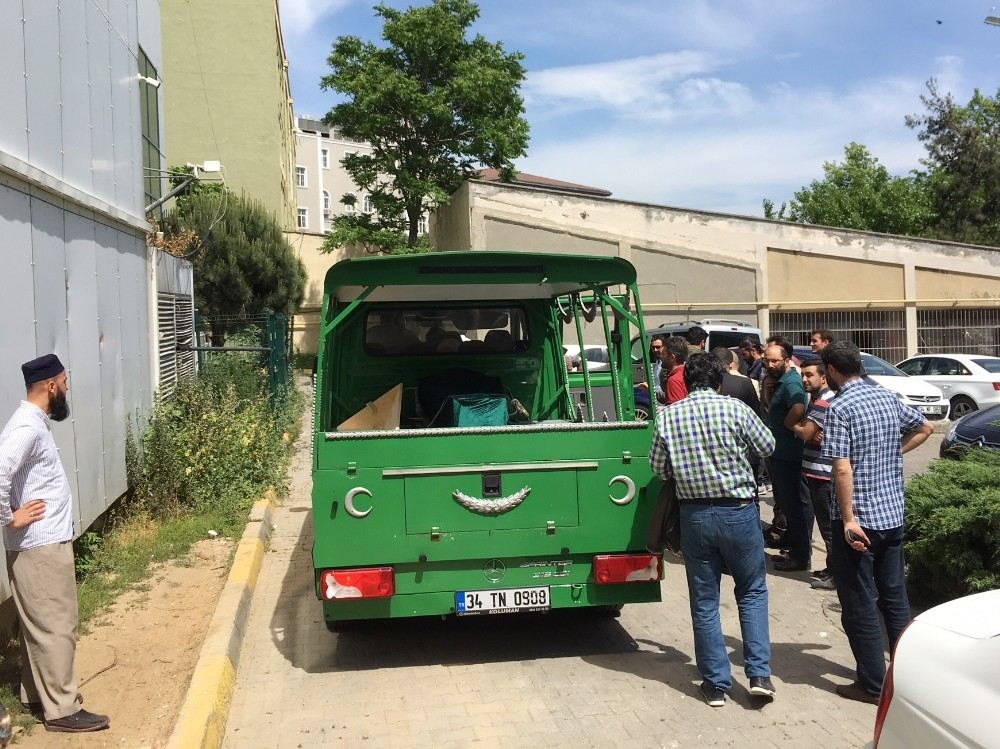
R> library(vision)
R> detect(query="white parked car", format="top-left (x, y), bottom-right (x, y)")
top-left (873, 589), bottom-right (1000, 748)
top-left (860, 353), bottom-right (949, 421)
top-left (895, 354), bottom-right (1000, 419)
top-left (563, 344), bottom-right (610, 372)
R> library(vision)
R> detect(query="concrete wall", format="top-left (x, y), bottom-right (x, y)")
top-left (433, 181), bottom-right (1000, 356)
top-left (162, 0), bottom-right (295, 227)
top-left (285, 232), bottom-right (367, 354)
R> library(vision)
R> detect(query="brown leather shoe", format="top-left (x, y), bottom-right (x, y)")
top-left (836, 682), bottom-right (880, 705)
top-left (44, 709), bottom-right (109, 733)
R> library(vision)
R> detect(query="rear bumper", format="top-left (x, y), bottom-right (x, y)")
top-left (321, 580), bottom-right (662, 622)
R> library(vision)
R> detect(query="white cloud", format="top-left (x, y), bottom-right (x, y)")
top-left (525, 51), bottom-right (720, 109)
top-left (280, 0), bottom-right (352, 39)
top-left (520, 59), bottom-right (964, 216)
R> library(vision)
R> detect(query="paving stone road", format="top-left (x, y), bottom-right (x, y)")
top-left (223, 398), bottom-right (943, 749)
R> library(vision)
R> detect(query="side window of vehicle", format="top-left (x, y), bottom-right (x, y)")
top-left (898, 359), bottom-right (927, 376)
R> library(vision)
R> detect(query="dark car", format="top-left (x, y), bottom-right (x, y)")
top-left (940, 404), bottom-right (1000, 458)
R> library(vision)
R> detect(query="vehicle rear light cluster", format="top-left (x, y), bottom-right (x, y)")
top-left (873, 657), bottom-right (895, 747)
top-left (993, 382), bottom-right (1000, 391)
top-left (593, 553), bottom-right (662, 584)
top-left (320, 567), bottom-right (394, 600)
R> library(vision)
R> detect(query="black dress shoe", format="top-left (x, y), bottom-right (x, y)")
top-left (44, 709), bottom-right (109, 733)
top-left (772, 556), bottom-right (808, 571)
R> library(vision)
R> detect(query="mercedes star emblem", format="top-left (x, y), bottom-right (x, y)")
top-left (483, 559), bottom-right (506, 583)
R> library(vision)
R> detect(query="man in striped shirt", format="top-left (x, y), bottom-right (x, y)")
top-left (0, 355), bottom-right (109, 733)
top-left (649, 353), bottom-right (776, 707)
top-left (792, 360), bottom-right (836, 589)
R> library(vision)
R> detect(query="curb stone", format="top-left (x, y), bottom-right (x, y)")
top-left (165, 489), bottom-right (276, 749)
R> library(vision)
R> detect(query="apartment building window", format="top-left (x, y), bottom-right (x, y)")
top-left (297, 207), bottom-right (308, 229)
top-left (139, 48), bottom-right (164, 217)
top-left (295, 165), bottom-right (307, 188)
top-left (418, 213), bottom-right (429, 235)
top-left (321, 148), bottom-right (330, 169)
top-left (363, 195), bottom-right (374, 214)
top-left (323, 191), bottom-right (331, 216)
top-left (345, 193), bottom-right (356, 214)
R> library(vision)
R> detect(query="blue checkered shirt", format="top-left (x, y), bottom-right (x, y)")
top-left (821, 378), bottom-right (926, 530)
top-left (649, 388), bottom-right (775, 500)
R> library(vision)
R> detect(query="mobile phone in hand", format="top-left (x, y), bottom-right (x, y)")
top-left (846, 529), bottom-right (869, 548)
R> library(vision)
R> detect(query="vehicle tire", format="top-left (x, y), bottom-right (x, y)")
top-left (949, 395), bottom-right (977, 420)
top-left (635, 405), bottom-right (650, 421)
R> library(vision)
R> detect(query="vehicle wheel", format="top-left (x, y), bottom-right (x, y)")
top-left (635, 406), bottom-right (650, 421)
top-left (949, 395), bottom-right (977, 419)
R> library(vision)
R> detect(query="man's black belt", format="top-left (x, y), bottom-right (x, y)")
top-left (684, 497), bottom-right (753, 506)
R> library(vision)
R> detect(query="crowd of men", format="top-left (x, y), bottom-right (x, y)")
top-left (647, 327), bottom-right (933, 709)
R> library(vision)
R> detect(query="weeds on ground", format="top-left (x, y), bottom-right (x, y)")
top-left (0, 357), bottom-right (303, 730)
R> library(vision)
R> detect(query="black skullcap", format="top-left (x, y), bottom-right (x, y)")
top-left (21, 354), bottom-right (65, 385)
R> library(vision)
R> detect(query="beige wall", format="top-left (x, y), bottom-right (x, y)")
top-left (162, 0), bottom-right (295, 227)
top-left (916, 267), bottom-right (1000, 306)
top-left (767, 249), bottom-right (905, 307)
top-left (285, 231), bottom-right (366, 354)
top-left (433, 181), bottom-right (1000, 356)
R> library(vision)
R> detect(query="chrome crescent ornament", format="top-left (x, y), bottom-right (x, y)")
top-left (344, 486), bottom-right (373, 518)
top-left (608, 475), bottom-right (636, 505)
top-left (452, 486), bottom-right (531, 515)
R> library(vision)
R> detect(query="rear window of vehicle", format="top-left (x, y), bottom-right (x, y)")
top-left (972, 358), bottom-right (1000, 373)
top-left (861, 354), bottom-right (906, 377)
top-left (709, 331), bottom-right (760, 349)
top-left (364, 306), bottom-right (528, 356)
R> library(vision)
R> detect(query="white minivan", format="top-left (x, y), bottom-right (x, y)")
top-left (638, 319), bottom-right (763, 352)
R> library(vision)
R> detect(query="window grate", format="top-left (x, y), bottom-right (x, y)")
top-left (770, 310), bottom-right (907, 362)
top-left (917, 307), bottom-right (1000, 356)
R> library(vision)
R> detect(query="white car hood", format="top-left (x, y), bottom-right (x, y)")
top-left (915, 590), bottom-right (1000, 639)
top-left (868, 374), bottom-right (944, 399)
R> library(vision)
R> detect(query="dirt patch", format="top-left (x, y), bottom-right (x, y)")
top-left (16, 537), bottom-right (234, 748)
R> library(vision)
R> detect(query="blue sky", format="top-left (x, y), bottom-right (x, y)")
top-left (281, 0), bottom-right (1000, 216)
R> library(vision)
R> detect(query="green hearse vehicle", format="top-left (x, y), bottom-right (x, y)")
top-left (312, 251), bottom-right (663, 627)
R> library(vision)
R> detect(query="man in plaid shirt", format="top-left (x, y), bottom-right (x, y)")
top-left (650, 353), bottom-right (776, 707)
top-left (820, 341), bottom-right (933, 704)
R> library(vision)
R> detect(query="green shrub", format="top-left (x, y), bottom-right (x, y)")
top-left (905, 449), bottom-right (1000, 605)
top-left (128, 355), bottom-right (302, 528)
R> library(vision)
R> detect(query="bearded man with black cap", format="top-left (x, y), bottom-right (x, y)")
top-left (0, 355), bottom-right (109, 733)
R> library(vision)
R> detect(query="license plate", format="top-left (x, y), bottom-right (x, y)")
top-left (455, 586), bottom-right (550, 615)
top-left (919, 405), bottom-right (943, 414)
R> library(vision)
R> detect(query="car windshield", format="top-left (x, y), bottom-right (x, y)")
top-left (972, 358), bottom-right (1000, 373)
top-left (861, 353), bottom-right (907, 377)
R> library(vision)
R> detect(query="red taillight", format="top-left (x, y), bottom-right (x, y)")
top-left (320, 567), bottom-right (394, 600)
top-left (874, 620), bottom-right (912, 747)
top-left (593, 553), bottom-right (662, 584)
top-left (873, 658), bottom-right (894, 747)
top-left (993, 382), bottom-right (1000, 391)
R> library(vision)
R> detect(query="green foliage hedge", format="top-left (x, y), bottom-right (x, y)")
top-left (905, 449), bottom-right (1000, 605)
top-left (127, 356), bottom-right (302, 529)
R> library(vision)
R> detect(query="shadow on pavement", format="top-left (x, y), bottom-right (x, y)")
top-left (269, 509), bottom-right (647, 674)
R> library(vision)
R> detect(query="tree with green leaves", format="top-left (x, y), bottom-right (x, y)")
top-left (320, 0), bottom-right (529, 254)
top-left (161, 190), bottom-right (306, 344)
top-left (762, 142), bottom-right (932, 236)
top-left (906, 81), bottom-right (1000, 247)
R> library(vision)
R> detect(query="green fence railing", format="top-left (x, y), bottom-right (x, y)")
top-left (190, 310), bottom-right (291, 402)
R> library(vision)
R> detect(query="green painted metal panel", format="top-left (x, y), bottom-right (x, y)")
top-left (312, 251), bottom-right (662, 623)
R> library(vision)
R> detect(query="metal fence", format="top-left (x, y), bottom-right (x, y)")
top-left (770, 310), bottom-right (908, 363)
top-left (193, 311), bottom-right (291, 401)
top-left (916, 307), bottom-right (1000, 356)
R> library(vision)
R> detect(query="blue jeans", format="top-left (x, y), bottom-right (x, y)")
top-left (680, 502), bottom-right (771, 691)
top-left (828, 520), bottom-right (911, 695)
